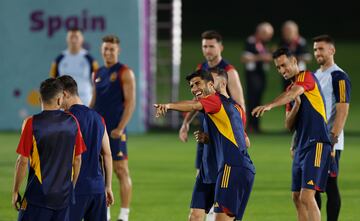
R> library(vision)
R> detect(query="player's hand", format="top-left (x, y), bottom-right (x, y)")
top-left (290, 147), bottom-right (295, 159)
top-left (110, 128), bottom-right (123, 139)
top-left (105, 187), bottom-right (114, 207)
top-left (251, 105), bottom-right (272, 118)
top-left (154, 104), bottom-right (169, 118)
top-left (245, 136), bottom-right (251, 148)
top-left (294, 96), bottom-right (301, 106)
top-left (12, 192), bottom-right (19, 211)
top-left (331, 150), bottom-right (336, 158)
top-left (179, 123), bottom-right (189, 142)
top-left (194, 130), bottom-right (209, 144)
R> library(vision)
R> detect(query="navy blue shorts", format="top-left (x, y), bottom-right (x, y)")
top-left (70, 193), bottom-right (106, 221)
top-left (18, 203), bottom-right (69, 221)
top-left (292, 142), bottom-right (331, 192)
top-left (329, 150), bottom-right (341, 177)
top-left (213, 164), bottom-right (255, 220)
top-left (109, 132), bottom-right (128, 161)
top-left (190, 176), bottom-right (215, 213)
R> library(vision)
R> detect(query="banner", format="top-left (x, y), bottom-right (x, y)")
top-left (0, 0), bottom-right (147, 133)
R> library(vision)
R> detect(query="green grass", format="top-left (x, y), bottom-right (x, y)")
top-left (1, 132), bottom-right (359, 220)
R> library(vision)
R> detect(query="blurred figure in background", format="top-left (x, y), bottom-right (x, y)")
top-left (241, 22), bottom-right (274, 133)
top-left (279, 20), bottom-right (312, 89)
top-left (50, 28), bottom-right (98, 106)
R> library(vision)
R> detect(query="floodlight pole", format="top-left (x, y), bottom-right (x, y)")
top-left (171, 0), bottom-right (182, 128)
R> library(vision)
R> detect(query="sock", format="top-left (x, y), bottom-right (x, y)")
top-left (118, 208), bottom-right (130, 221)
top-left (107, 207), bottom-right (111, 221)
top-left (206, 206), bottom-right (215, 221)
top-left (326, 176), bottom-right (341, 221)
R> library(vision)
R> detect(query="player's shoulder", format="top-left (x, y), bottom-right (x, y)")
top-left (331, 68), bottom-right (350, 81)
top-left (54, 53), bottom-right (65, 63)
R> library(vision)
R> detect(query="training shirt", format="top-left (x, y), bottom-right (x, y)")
top-left (314, 64), bottom-right (351, 150)
top-left (286, 71), bottom-right (331, 150)
top-left (69, 104), bottom-right (106, 194)
top-left (50, 49), bottom-right (98, 106)
top-left (199, 93), bottom-right (255, 173)
top-left (16, 110), bottom-right (86, 209)
top-left (93, 62), bottom-right (129, 131)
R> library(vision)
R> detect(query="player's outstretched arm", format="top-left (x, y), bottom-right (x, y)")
top-left (154, 100), bottom-right (203, 118)
top-left (252, 85), bottom-right (304, 118)
top-left (101, 129), bottom-right (114, 206)
top-left (12, 155), bottom-right (28, 210)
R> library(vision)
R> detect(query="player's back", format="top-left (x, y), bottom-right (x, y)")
top-left (93, 62), bottom-right (126, 129)
top-left (24, 110), bottom-right (82, 209)
top-left (69, 104), bottom-right (106, 194)
top-left (292, 71), bottom-right (331, 149)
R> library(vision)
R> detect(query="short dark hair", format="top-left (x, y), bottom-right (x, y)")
top-left (185, 69), bottom-right (214, 83)
top-left (57, 75), bottom-right (79, 96)
top-left (201, 30), bottom-right (222, 43)
top-left (272, 47), bottom-right (294, 59)
top-left (40, 78), bottom-right (64, 104)
top-left (67, 27), bottom-right (82, 33)
top-left (209, 67), bottom-right (228, 81)
top-left (102, 35), bottom-right (120, 44)
top-left (313, 34), bottom-right (335, 46)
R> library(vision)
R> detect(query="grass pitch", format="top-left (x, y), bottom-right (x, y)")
top-left (1, 132), bottom-right (359, 221)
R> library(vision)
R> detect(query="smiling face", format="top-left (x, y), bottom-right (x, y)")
top-left (273, 54), bottom-right (299, 80)
top-left (202, 39), bottom-right (223, 62)
top-left (101, 42), bottom-right (120, 67)
top-left (189, 76), bottom-right (214, 99)
top-left (313, 41), bottom-right (335, 66)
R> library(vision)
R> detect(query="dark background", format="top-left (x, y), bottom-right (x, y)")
top-left (160, 0), bottom-right (360, 40)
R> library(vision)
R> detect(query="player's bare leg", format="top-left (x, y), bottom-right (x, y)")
top-left (292, 191), bottom-right (308, 221)
top-left (300, 188), bottom-right (320, 221)
top-left (114, 160), bottom-right (132, 221)
top-left (214, 213), bottom-right (234, 221)
top-left (189, 208), bottom-right (206, 221)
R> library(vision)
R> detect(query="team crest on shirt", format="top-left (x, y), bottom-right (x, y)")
top-left (110, 72), bottom-right (118, 82)
top-left (95, 77), bottom-right (101, 83)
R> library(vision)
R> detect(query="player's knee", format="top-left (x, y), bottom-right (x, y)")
top-left (292, 192), bottom-right (301, 206)
top-left (114, 164), bottom-right (130, 179)
top-left (188, 211), bottom-right (204, 221)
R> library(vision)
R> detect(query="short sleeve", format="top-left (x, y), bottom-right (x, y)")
top-left (331, 71), bottom-right (351, 103)
top-left (16, 117), bottom-right (34, 157)
top-left (199, 94), bottom-right (222, 114)
top-left (294, 71), bottom-right (315, 91)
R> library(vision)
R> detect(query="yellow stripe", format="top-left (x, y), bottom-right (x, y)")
top-left (314, 143), bottom-right (319, 167)
top-left (49, 63), bottom-right (57, 78)
top-left (339, 80), bottom-right (345, 103)
top-left (208, 105), bottom-right (238, 147)
top-left (221, 165), bottom-right (226, 188)
top-left (314, 143), bottom-right (323, 167)
top-left (304, 83), bottom-right (327, 123)
top-left (225, 165), bottom-right (231, 188)
top-left (30, 136), bottom-right (42, 183)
